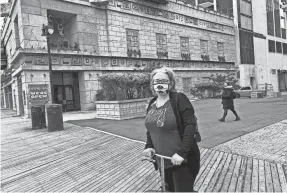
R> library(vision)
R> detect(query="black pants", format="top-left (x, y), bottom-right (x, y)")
top-left (163, 164), bottom-right (196, 192)
top-left (223, 108), bottom-right (239, 118)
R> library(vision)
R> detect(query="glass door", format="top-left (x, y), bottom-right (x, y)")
top-left (54, 85), bottom-right (75, 112)
top-left (64, 86), bottom-right (74, 111)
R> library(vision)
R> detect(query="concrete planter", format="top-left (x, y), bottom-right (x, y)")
top-left (95, 98), bottom-right (149, 120)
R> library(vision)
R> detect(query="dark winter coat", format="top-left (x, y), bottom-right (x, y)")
top-left (221, 87), bottom-right (236, 109)
top-left (145, 92), bottom-right (200, 178)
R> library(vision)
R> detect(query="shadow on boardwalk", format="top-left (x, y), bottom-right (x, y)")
top-left (1, 109), bottom-right (287, 192)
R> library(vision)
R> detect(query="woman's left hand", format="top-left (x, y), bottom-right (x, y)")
top-left (171, 153), bottom-right (184, 165)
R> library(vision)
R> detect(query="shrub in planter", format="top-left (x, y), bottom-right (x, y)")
top-left (95, 73), bottom-right (153, 120)
top-left (97, 73), bottom-right (152, 101)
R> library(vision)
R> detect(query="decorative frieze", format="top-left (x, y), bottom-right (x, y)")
top-left (15, 53), bottom-right (235, 71)
top-left (72, 57), bottom-right (82, 66)
top-left (108, 0), bottom-right (234, 35)
top-left (35, 55), bottom-right (47, 65)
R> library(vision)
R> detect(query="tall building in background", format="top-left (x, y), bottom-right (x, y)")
top-left (0, 0), bottom-right (236, 117)
top-left (233, 0), bottom-right (287, 92)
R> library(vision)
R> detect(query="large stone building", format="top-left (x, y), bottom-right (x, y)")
top-left (1, 0), bottom-right (236, 117)
top-left (233, 0), bottom-right (287, 92)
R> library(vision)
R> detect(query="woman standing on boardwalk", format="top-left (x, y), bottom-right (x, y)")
top-left (142, 67), bottom-right (200, 192)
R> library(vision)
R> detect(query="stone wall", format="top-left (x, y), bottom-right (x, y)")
top-left (78, 71), bottom-right (101, 110)
top-left (95, 98), bottom-right (148, 120)
top-left (105, 0), bottom-right (236, 61)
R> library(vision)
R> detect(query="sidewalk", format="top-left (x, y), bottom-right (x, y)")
top-left (1, 109), bottom-right (287, 192)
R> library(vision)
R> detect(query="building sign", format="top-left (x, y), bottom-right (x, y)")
top-left (28, 84), bottom-right (49, 105)
top-left (109, 0), bottom-right (234, 35)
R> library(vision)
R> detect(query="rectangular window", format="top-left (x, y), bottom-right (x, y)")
top-left (282, 29), bottom-right (287, 39)
top-left (239, 30), bottom-right (255, 64)
top-left (126, 29), bottom-right (140, 58)
top-left (239, 0), bottom-right (253, 30)
top-left (266, 0), bottom-right (274, 36)
top-left (274, 0), bottom-right (281, 38)
top-left (276, 41), bottom-right (282, 53)
top-left (14, 16), bottom-right (20, 49)
top-left (282, 17), bottom-right (286, 39)
top-left (200, 40), bottom-right (208, 55)
top-left (182, 78), bottom-right (192, 94)
top-left (283, 43), bottom-right (287, 55)
top-left (240, 0), bottom-right (252, 16)
top-left (217, 42), bottom-right (224, 57)
top-left (180, 37), bottom-right (189, 53)
top-left (269, 40), bottom-right (276, 52)
top-left (240, 15), bottom-right (253, 30)
top-left (180, 37), bottom-right (190, 60)
top-left (156, 33), bottom-right (167, 59)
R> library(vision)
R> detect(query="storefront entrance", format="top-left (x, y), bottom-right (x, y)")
top-left (278, 71), bottom-right (287, 92)
top-left (52, 72), bottom-right (81, 112)
top-left (54, 85), bottom-right (75, 112)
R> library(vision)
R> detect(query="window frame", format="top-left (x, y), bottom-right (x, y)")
top-left (200, 39), bottom-right (208, 55)
top-left (126, 29), bottom-right (140, 58)
top-left (268, 40), bottom-right (276, 53)
top-left (276, 41), bottom-right (282, 53)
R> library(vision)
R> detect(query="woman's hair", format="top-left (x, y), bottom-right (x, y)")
top-left (150, 67), bottom-right (176, 95)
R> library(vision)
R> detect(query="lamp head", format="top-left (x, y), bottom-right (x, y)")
top-left (47, 15), bottom-right (54, 35)
top-left (47, 27), bottom-right (54, 35)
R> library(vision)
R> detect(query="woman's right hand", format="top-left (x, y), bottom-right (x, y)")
top-left (142, 148), bottom-right (155, 158)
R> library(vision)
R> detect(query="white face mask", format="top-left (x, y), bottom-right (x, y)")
top-left (153, 84), bottom-right (169, 92)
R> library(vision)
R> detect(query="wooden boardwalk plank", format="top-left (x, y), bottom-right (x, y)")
top-left (235, 156), bottom-right (247, 192)
top-left (228, 155), bottom-right (242, 192)
top-left (277, 164), bottom-right (287, 192)
top-left (87, 150), bottom-right (145, 191)
top-left (1, 134), bottom-right (115, 180)
top-left (212, 153), bottom-right (233, 192)
top-left (194, 149), bottom-right (217, 189)
top-left (2, 136), bottom-right (132, 183)
top-left (265, 161), bottom-right (274, 192)
top-left (198, 151), bottom-right (224, 192)
top-left (41, 144), bottom-right (139, 191)
top-left (2, 117), bottom-right (287, 193)
top-left (205, 152), bottom-right (229, 192)
top-left (51, 144), bottom-right (140, 191)
top-left (196, 151), bottom-right (220, 190)
top-left (243, 157), bottom-right (253, 192)
top-left (251, 158), bottom-right (259, 192)
top-left (220, 154), bottom-right (237, 192)
top-left (3, 138), bottom-right (133, 191)
top-left (258, 159), bottom-right (266, 192)
top-left (270, 163), bottom-right (282, 192)
top-left (136, 171), bottom-right (160, 192)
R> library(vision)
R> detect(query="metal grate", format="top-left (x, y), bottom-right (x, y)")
top-left (239, 30), bottom-right (254, 64)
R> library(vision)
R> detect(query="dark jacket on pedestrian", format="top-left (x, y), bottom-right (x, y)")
top-left (145, 91), bottom-right (200, 178)
top-left (221, 86), bottom-right (236, 109)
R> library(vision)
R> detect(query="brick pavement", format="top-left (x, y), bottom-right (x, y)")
top-left (213, 119), bottom-right (287, 165)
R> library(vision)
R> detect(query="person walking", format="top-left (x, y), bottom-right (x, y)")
top-left (142, 67), bottom-right (200, 192)
top-left (218, 82), bottom-right (241, 122)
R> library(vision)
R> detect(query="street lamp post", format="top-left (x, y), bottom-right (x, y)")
top-left (41, 16), bottom-right (54, 103)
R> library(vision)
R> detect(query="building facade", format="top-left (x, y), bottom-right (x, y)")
top-left (233, 0), bottom-right (287, 92)
top-left (1, 0), bottom-right (236, 117)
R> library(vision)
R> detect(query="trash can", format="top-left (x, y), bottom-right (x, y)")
top-left (31, 105), bottom-right (46, 129)
top-left (45, 104), bottom-right (64, 132)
